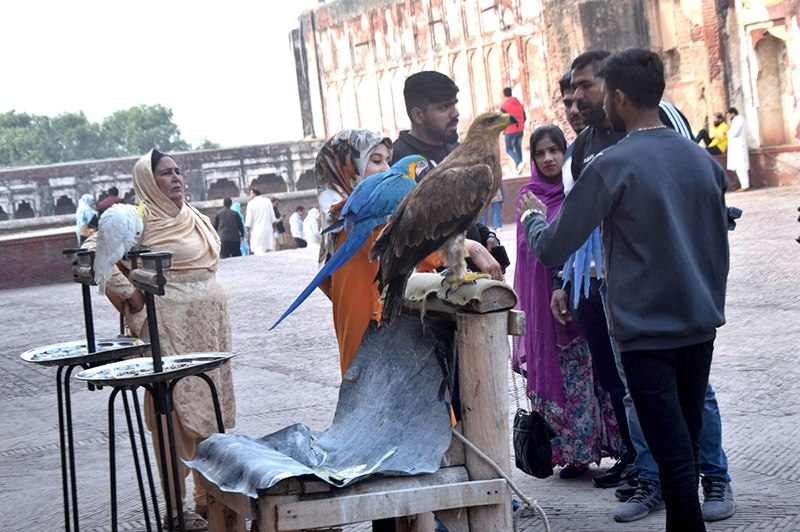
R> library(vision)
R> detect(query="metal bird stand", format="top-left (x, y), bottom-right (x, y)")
top-left (76, 251), bottom-right (231, 532)
top-left (19, 248), bottom-right (151, 532)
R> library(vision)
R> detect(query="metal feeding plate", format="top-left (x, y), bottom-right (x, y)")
top-left (20, 338), bottom-right (151, 367)
top-left (74, 353), bottom-right (235, 387)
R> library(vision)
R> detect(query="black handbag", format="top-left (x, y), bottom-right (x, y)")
top-left (513, 408), bottom-right (556, 478)
top-left (511, 338), bottom-right (556, 478)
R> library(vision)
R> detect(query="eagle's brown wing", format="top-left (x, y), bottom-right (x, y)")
top-left (370, 163), bottom-right (494, 322)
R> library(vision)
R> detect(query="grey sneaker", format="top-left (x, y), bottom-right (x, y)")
top-left (702, 476), bottom-right (736, 521)
top-left (613, 479), bottom-right (665, 522)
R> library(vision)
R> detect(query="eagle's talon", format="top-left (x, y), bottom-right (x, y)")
top-left (444, 271), bottom-right (492, 293)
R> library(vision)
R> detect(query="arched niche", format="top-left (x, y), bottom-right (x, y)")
top-left (15, 201), bottom-right (35, 219)
top-left (754, 32), bottom-right (789, 146)
top-left (54, 195), bottom-right (77, 215)
top-left (207, 179), bottom-right (241, 201)
top-left (250, 174), bottom-right (287, 195)
top-left (0, 206), bottom-right (8, 221)
top-left (295, 170), bottom-right (316, 191)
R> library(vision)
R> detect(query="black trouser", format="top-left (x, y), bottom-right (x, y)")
top-left (622, 340), bottom-right (713, 532)
top-left (696, 129), bottom-right (723, 155)
top-left (220, 240), bottom-right (241, 258)
top-left (569, 278), bottom-right (633, 455)
top-left (294, 237), bottom-right (308, 248)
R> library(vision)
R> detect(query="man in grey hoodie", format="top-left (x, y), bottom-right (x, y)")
top-left (519, 48), bottom-right (729, 532)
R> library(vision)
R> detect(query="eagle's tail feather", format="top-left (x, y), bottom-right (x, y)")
top-left (380, 274), bottom-right (409, 325)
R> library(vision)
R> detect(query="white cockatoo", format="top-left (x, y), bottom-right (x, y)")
top-left (94, 203), bottom-right (144, 294)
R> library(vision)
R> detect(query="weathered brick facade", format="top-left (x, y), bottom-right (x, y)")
top-left (291, 0), bottom-right (799, 152)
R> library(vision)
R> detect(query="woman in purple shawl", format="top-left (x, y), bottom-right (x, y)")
top-left (513, 125), bottom-right (621, 477)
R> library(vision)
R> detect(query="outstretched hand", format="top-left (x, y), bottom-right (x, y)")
top-left (517, 191), bottom-right (547, 219)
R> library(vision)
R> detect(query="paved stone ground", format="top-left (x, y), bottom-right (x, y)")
top-left (1, 185), bottom-right (798, 531)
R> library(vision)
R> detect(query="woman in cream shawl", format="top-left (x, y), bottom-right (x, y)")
top-left (104, 149), bottom-right (235, 529)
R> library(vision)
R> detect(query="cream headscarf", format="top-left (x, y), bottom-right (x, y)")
top-left (132, 149), bottom-right (220, 272)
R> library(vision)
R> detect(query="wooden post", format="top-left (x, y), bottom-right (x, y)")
top-left (456, 311), bottom-right (513, 532)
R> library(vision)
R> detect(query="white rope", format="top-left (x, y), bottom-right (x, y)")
top-left (451, 429), bottom-right (551, 532)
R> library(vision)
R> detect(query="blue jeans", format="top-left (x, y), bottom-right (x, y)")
top-left (479, 201), bottom-right (503, 229)
top-left (504, 131), bottom-right (523, 165)
top-left (600, 284), bottom-right (730, 484)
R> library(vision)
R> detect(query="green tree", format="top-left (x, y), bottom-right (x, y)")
top-left (0, 105), bottom-right (217, 168)
top-left (101, 104), bottom-right (191, 156)
top-left (195, 138), bottom-right (221, 150)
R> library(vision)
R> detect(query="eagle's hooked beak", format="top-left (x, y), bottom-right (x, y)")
top-left (495, 113), bottom-right (519, 129)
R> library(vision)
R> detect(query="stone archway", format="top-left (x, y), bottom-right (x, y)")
top-left (207, 179), bottom-right (241, 201)
top-left (755, 32), bottom-right (789, 146)
top-left (295, 170), bottom-right (315, 191)
top-left (250, 174), bottom-right (287, 195)
top-left (54, 195), bottom-right (76, 215)
top-left (15, 201), bottom-right (35, 219)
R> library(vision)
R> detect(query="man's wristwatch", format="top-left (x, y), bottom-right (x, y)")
top-left (520, 208), bottom-right (545, 225)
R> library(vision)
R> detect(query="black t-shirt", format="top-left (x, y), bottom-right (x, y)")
top-left (390, 130), bottom-right (459, 166)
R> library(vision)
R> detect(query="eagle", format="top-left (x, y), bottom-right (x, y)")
top-left (369, 111), bottom-right (517, 323)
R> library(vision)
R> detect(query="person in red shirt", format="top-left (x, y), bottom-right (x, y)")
top-left (97, 186), bottom-right (126, 216)
top-left (500, 87), bottom-right (526, 170)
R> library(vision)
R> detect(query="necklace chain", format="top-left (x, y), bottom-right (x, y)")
top-left (635, 125), bottom-right (667, 132)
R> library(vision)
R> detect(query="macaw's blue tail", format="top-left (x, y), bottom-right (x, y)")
top-left (270, 223), bottom-right (372, 330)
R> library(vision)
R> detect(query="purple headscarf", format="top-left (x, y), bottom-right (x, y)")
top-left (513, 151), bottom-right (584, 406)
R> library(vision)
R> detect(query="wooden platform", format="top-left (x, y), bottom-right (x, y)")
top-left (194, 276), bottom-right (522, 531)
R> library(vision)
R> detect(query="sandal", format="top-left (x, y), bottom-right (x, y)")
top-left (163, 511), bottom-right (208, 531)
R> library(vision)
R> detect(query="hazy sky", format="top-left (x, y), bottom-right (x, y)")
top-left (1, 0), bottom-right (321, 148)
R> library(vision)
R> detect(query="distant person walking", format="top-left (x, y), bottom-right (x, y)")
top-left (213, 197), bottom-right (245, 258)
top-left (696, 113), bottom-right (728, 155)
top-left (303, 206), bottom-right (321, 245)
top-left (245, 187), bottom-right (277, 254)
top-left (289, 205), bottom-right (307, 248)
top-left (726, 107), bottom-right (749, 191)
top-left (232, 201), bottom-right (249, 256)
top-left (500, 87), bottom-right (526, 171)
top-left (97, 186), bottom-right (125, 216)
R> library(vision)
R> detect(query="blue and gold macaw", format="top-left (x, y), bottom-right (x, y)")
top-left (270, 154), bottom-right (429, 329)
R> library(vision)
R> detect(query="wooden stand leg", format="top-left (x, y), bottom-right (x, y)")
top-left (395, 512), bottom-right (435, 532)
top-left (207, 493), bottom-right (247, 532)
top-left (456, 312), bottom-right (513, 532)
top-left (254, 495), bottom-right (300, 532)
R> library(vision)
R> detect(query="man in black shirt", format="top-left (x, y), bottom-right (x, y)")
top-left (390, 71), bottom-right (460, 166)
top-left (213, 197), bottom-right (245, 258)
top-left (389, 71), bottom-right (505, 278)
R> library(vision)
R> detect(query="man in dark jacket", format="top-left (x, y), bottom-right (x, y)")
top-left (213, 197), bottom-right (245, 258)
top-left (520, 48), bottom-right (729, 532)
top-left (564, 50), bottom-right (735, 525)
top-left (500, 87), bottom-right (526, 169)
